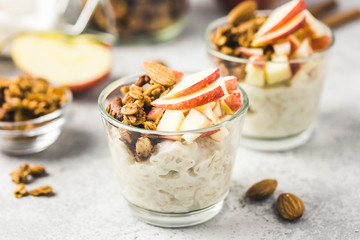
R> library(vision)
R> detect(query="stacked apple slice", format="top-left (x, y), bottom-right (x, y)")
top-left (151, 68), bottom-right (243, 142)
top-left (243, 0), bottom-right (331, 87)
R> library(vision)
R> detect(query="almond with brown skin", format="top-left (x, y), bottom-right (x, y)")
top-left (277, 193), bottom-right (305, 220)
top-left (245, 179), bottom-right (277, 200)
top-left (228, 1), bottom-right (258, 26)
top-left (143, 62), bottom-right (176, 87)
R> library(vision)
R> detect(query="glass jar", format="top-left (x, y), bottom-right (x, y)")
top-left (98, 74), bottom-right (248, 227)
top-left (205, 16), bottom-right (334, 151)
top-left (87, 0), bottom-right (189, 42)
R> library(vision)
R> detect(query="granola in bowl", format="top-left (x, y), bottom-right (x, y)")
top-left (98, 62), bottom-right (248, 227)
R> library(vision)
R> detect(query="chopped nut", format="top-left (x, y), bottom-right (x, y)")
top-left (135, 137), bottom-right (153, 161)
top-left (29, 165), bottom-right (46, 177)
top-left (143, 121), bottom-right (157, 130)
top-left (14, 183), bottom-right (27, 198)
top-left (29, 185), bottom-right (53, 196)
top-left (135, 75), bottom-right (151, 87)
top-left (107, 97), bottom-right (123, 121)
top-left (10, 163), bottom-right (30, 183)
top-left (120, 86), bottom-right (130, 96)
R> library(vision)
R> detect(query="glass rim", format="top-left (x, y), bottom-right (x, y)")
top-left (0, 89), bottom-right (73, 128)
top-left (203, 15), bottom-right (335, 65)
top-left (98, 73), bottom-right (249, 135)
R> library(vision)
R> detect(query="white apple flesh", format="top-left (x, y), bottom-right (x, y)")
top-left (273, 40), bottom-right (292, 56)
top-left (157, 110), bottom-right (185, 131)
top-left (245, 55), bottom-right (266, 87)
top-left (147, 107), bottom-right (165, 121)
top-left (292, 37), bottom-right (313, 59)
top-left (236, 47), bottom-right (264, 57)
top-left (266, 55), bottom-right (292, 85)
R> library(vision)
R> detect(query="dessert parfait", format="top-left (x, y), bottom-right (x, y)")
top-left (98, 62), bottom-right (248, 227)
top-left (205, 0), bottom-right (334, 150)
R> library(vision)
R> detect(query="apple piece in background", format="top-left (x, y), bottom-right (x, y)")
top-left (252, 12), bottom-right (306, 47)
top-left (210, 127), bottom-right (230, 141)
top-left (292, 37), bottom-right (313, 59)
top-left (311, 35), bottom-right (331, 52)
top-left (220, 100), bottom-right (233, 115)
top-left (199, 129), bottom-right (220, 138)
top-left (235, 47), bottom-right (264, 58)
top-left (11, 32), bottom-right (112, 93)
top-left (171, 69), bottom-right (184, 84)
top-left (163, 68), bottom-right (220, 99)
top-left (222, 76), bottom-right (238, 93)
top-left (304, 10), bottom-right (326, 38)
top-left (291, 67), bottom-right (309, 82)
top-left (273, 40), bottom-right (291, 56)
top-left (218, 114), bottom-right (232, 123)
top-left (147, 107), bottom-right (165, 121)
top-left (255, 0), bottom-right (307, 37)
top-left (152, 80), bottom-right (225, 110)
top-left (290, 63), bottom-right (301, 75)
top-left (265, 55), bottom-right (292, 85)
top-left (157, 110), bottom-right (185, 131)
top-left (244, 55), bottom-right (266, 87)
top-left (162, 135), bottom-right (182, 141)
top-left (195, 103), bottom-right (219, 124)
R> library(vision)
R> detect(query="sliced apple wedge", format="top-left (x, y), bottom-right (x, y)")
top-left (157, 110), bottom-right (185, 131)
top-left (171, 69), bottom-right (184, 84)
top-left (221, 93), bottom-right (242, 114)
top-left (152, 80), bottom-right (225, 110)
top-left (218, 114), bottom-right (232, 123)
top-left (251, 12), bottom-right (306, 47)
top-left (266, 55), bottom-right (292, 85)
top-left (195, 103), bottom-right (219, 124)
top-left (163, 68), bottom-right (220, 99)
top-left (245, 55), bottom-right (266, 87)
top-left (222, 76), bottom-right (238, 93)
top-left (180, 109), bottom-right (214, 142)
top-left (212, 101), bottom-right (222, 117)
top-left (236, 47), bottom-right (264, 57)
top-left (286, 35), bottom-right (301, 54)
top-left (304, 10), bottom-right (326, 38)
top-left (255, 0), bottom-right (307, 37)
top-left (147, 107), bottom-right (165, 121)
top-left (311, 35), bottom-right (331, 52)
top-left (292, 37), bottom-right (313, 59)
top-left (210, 127), bottom-right (230, 141)
top-left (11, 32), bottom-right (112, 92)
top-left (273, 40), bottom-right (291, 56)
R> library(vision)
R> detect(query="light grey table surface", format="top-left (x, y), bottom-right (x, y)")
top-left (1, 1), bottom-right (360, 239)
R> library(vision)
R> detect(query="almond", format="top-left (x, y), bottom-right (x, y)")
top-left (228, 1), bottom-right (257, 26)
top-left (245, 179), bottom-right (277, 200)
top-left (277, 193), bottom-right (305, 220)
top-left (143, 62), bottom-right (176, 87)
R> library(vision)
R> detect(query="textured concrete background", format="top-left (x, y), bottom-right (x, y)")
top-left (1, 0), bottom-right (360, 239)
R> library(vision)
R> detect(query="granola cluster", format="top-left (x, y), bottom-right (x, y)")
top-left (0, 76), bottom-right (68, 122)
top-left (88, 0), bottom-right (187, 39)
top-left (10, 163), bottom-right (53, 198)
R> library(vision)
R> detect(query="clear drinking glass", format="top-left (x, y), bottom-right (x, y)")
top-left (204, 16), bottom-right (334, 151)
top-left (98, 74), bottom-right (248, 227)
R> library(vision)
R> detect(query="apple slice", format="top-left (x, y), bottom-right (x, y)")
top-left (147, 107), bottom-right (165, 121)
top-left (221, 93), bottom-right (242, 114)
top-left (222, 76), bottom-right (238, 93)
top-left (311, 35), bottom-right (331, 52)
top-left (235, 47), bottom-right (264, 57)
top-left (180, 109), bottom-right (214, 142)
top-left (304, 10), bottom-right (326, 38)
top-left (245, 55), bottom-right (266, 87)
top-left (218, 114), bottom-right (232, 123)
top-left (252, 12), bottom-right (306, 47)
top-left (292, 37), bottom-right (313, 59)
top-left (171, 69), bottom-right (184, 84)
top-left (157, 110), bottom-right (185, 131)
top-left (163, 68), bottom-right (220, 99)
top-left (212, 100), bottom-right (222, 117)
top-left (151, 80), bottom-right (225, 110)
top-left (210, 127), bottom-right (230, 141)
top-left (195, 103), bottom-right (219, 124)
top-left (273, 40), bottom-right (291, 56)
top-left (255, 0), bottom-right (307, 37)
top-left (286, 35), bottom-right (301, 53)
top-left (265, 55), bottom-right (292, 85)
top-left (11, 32), bottom-right (112, 92)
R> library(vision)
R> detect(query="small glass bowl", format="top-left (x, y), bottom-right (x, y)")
top-left (204, 16), bottom-right (334, 151)
top-left (98, 74), bottom-right (248, 227)
top-left (0, 90), bottom-right (72, 155)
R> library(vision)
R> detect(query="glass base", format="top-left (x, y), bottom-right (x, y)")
top-left (241, 125), bottom-right (314, 151)
top-left (128, 200), bottom-right (224, 228)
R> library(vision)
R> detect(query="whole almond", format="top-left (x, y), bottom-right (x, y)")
top-left (143, 62), bottom-right (176, 87)
top-left (29, 165), bottom-right (46, 176)
top-left (228, 1), bottom-right (258, 26)
top-left (277, 193), bottom-right (305, 220)
top-left (245, 179), bottom-right (277, 200)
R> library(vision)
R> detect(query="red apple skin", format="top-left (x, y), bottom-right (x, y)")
top-left (257, 0), bottom-right (307, 36)
top-left (147, 107), bottom-right (165, 121)
top-left (171, 69), bottom-right (184, 84)
top-left (200, 129), bottom-right (220, 138)
top-left (311, 35), bottom-right (331, 52)
top-left (152, 85), bottom-right (225, 110)
top-left (252, 14), bottom-right (306, 46)
top-left (224, 76), bottom-right (238, 93)
top-left (69, 70), bottom-right (110, 93)
top-left (286, 35), bottom-right (301, 54)
top-left (164, 68), bottom-right (220, 99)
top-left (224, 93), bottom-right (242, 112)
top-left (235, 47), bottom-right (263, 57)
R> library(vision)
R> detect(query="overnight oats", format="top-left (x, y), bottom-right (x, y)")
top-left (205, 0), bottom-right (334, 150)
top-left (98, 62), bottom-right (248, 227)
